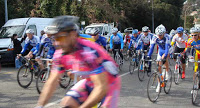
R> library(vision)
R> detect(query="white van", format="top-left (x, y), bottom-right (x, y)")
top-left (83, 23), bottom-right (114, 42)
top-left (0, 17), bottom-right (53, 64)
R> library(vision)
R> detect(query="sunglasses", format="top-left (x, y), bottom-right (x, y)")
top-left (52, 33), bottom-right (68, 41)
top-left (191, 34), bottom-right (198, 37)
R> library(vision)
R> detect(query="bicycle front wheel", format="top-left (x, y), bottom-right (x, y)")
top-left (17, 65), bottom-right (33, 88)
top-left (129, 61), bottom-right (136, 74)
top-left (192, 75), bottom-right (200, 105)
top-left (164, 69), bottom-right (172, 94)
top-left (138, 60), bottom-right (145, 81)
top-left (174, 65), bottom-right (181, 85)
top-left (147, 72), bottom-right (161, 103)
top-left (59, 72), bottom-right (72, 89)
top-left (36, 69), bottom-right (49, 94)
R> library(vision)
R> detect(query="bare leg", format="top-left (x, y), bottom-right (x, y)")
top-left (60, 96), bottom-right (80, 108)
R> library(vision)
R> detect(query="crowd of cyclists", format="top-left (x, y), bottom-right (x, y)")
top-left (12, 15), bottom-right (200, 107)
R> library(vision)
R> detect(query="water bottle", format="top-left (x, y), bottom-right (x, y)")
top-left (132, 58), bottom-right (135, 62)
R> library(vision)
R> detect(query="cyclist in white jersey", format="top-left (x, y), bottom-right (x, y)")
top-left (171, 27), bottom-right (188, 79)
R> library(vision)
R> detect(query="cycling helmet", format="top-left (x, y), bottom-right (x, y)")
top-left (85, 28), bottom-right (92, 35)
top-left (26, 29), bottom-right (34, 34)
top-left (142, 26), bottom-right (149, 32)
top-left (124, 29), bottom-right (130, 33)
top-left (176, 27), bottom-right (184, 33)
top-left (190, 27), bottom-right (199, 33)
top-left (132, 29), bottom-right (138, 34)
top-left (195, 26), bottom-right (200, 33)
top-left (90, 28), bottom-right (100, 35)
top-left (46, 15), bottom-right (80, 35)
top-left (112, 28), bottom-right (118, 33)
top-left (169, 29), bottom-right (176, 36)
top-left (44, 26), bottom-right (53, 34)
top-left (155, 24), bottom-right (166, 35)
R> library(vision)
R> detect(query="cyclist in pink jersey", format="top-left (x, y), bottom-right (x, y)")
top-left (36, 16), bottom-right (121, 108)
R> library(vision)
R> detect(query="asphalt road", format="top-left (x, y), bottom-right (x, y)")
top-left (0, 54), bottom-right (199, 108)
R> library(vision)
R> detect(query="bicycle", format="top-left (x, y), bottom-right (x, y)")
top-left (129, 47), bottom-right (139, 74)
top-left (17, 55), bottom-right (40, 88)
top-left (189, 59), bottom-right (200, 106)
top-left (173, 53), bottom-right (183, 85)
top-left (147, 59), bottom-right (172, 103)
top-left (36, 58), bottom-right (72, 94)
top-left (138, 50), bottom-right (150, 81)
top-left (123, 43), bottom-right (130, 61)
top-left (113, 49), bottom-right (123, 71)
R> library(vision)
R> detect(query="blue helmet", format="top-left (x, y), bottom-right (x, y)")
top-left (132, 29), bottom-right (138, 34)
top-left (176, 27), bottom-right (184, 33)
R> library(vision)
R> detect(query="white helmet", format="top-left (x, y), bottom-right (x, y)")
top-left (170, 29), bottom-right (176, 36)
top-left (85, 28), bottom-right (92, 34)
top-left (190, 27), bottom-right (199, 33)
top-left (26, 29), bottom-right (34, 34)
top-left (112, 28), bottom-right (118, 33)
top-left (44, 26), bottom-right (52, 34)
top-left (142, 26), bottom-right (149, 32)
top-left (90, 28), bottom-right (100, 35)
top-left (155, 24), bottom-right (166, 35)
top-left (195, 26), bottom-right (200, 33)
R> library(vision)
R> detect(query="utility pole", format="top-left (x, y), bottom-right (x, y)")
top-left (4, 0), bottom-right (8, 22)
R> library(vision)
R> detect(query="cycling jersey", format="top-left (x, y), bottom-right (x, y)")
top-left (138, 33), bottom-right (153, 45)
top-left (21, 35), bottom-right (40, 55)
top-left (52, 38), bottom-right (120, 107)
top-left (38, 34), bottom-right (55, 59)
top-left (95, 35), bottom-right (107, 48)
top-left (148, 35), bottom-right (170, 59)
top-left (124, 34), bottom-right (132, 44)
top-left (79, 34), bottom-right (95, 42)
top-left (110, 33), bottom-right (124, 49)
top-left (186, 38), bottom-right (200, 72)
top-left (128, 35), bottom-right (141, 50)
top-left (171, 34), bottom-right (188, 48)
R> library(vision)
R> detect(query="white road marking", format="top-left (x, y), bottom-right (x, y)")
top-left (45, 68), bottom-right (137, 107)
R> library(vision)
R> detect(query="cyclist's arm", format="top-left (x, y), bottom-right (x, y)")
top-left (37, 72), bottom-right (61, 106)
top-left (119, 34), bottom-right (124, 49)
top-left (147, 43), bottom-right (155, 57)
top-left (128, 40), bottom-right (132, 49)
top-left (110, 35), bottom-right (113, 49)
top-left (171, 36), bottom-right (176, 46)
top-left (80, 72), bottom-right (108, 108)
top-left (164, 42), bottom-right (169, 58)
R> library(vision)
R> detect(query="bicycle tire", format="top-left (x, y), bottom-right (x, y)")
top-left (59, 72), bottom-right (72, 89)
top-left (138, 60), bottom-right (145, 81)
top-left (129, 61), bottom-right (136, 74)
top-left (174, 65), bottom-right (180, 85)
top-left (36, 68), bottom-right (48, 94)
top-left (192, 75), bottom-right (200, 105)
top-left (17, 65), bottom-right (33, 88)
top-left (147, 72), bottom-right (161, 103)
top-left (123, 52), bottom-right (129, 61)
top-left (164, 69), bottom-right (172, 94)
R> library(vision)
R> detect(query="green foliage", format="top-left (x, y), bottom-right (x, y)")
top-left (0, 0), bottom-right (186, 32)
top-left (186, 16), bottom-right (194, 28)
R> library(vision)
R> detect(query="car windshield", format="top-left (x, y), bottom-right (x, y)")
top-left (0, 25), bottom-right (25, 38)
top-left (84, 26), bottom-right (103, 34)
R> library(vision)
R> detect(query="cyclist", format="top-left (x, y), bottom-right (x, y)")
top-left (171, 27), bottom-right (188, 79)
top-left (18, 29), bottom-right (40, 59)
top-left (185, 27), bottom-right (200, 81)
top-left (35, 16), bottom-right (121, 108)
top-left (124, 29), bottom-right (131, 46)
top-left (90, 28), bottom-right (107, 49)
top-left (36, 27), bottom-right (56, 70)
top-left (138, 26), bottom-right (153, 73)
top-left (147, 24), bottom-right (170, 92)
top-left (109, 27), bottom-right (124, 63)
top-left (127, 29), bottom-right (141, 64)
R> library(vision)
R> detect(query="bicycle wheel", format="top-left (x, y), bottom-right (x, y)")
top-left (174, 65), bottom-right (181, 85)
top-left (59, 72), bottom-right (72, 89)
top-left (192, 75), bottom-right (200, 105)
top-left (129, 60), bottom-right (136, 74)
top-left (123, 52), bottom-right (129, 61)
top-left (147, 72), bottom-right (161, 103)
top-left (36, 69), bottom-right (49, 94)
top-left (164, 69), bottom-right (172, 94)
top-left (17, 65), bottom-right (33, 88)
top-left (138, 60), bottom-right (145, 81)
top-left (116, 54), bottom-right (123, 71)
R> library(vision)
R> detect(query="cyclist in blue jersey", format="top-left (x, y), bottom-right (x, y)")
top-left (147, 25), bottom-right (170, 92)
top-left (90, 28), bottom-right (107, 49)
top-left (36, 27), bottom-right (56, 70)
top-left (18, 29), bottom-right (40, 59)
top-left (109, 28), bottom-right (124, 63)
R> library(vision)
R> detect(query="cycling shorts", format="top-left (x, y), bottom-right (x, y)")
top-left (65, 75), bottom-right (121, 108)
